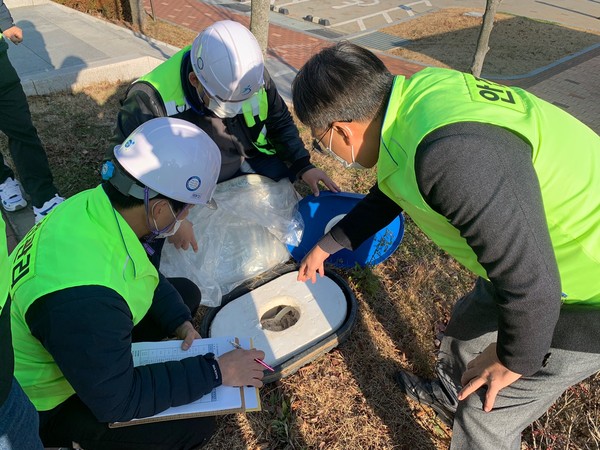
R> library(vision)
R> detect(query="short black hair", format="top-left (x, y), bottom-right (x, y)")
top-left (102, 182), bottom-right (186, 213)
top-left (292, 42), bottom-right (393, 130)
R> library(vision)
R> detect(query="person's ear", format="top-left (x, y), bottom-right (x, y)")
top-left (188, 71), bottom-right (200, 88)
top-left (150, 198), bottom-right (168, 218)
top-left (334, 123), bottom-right (353, 146)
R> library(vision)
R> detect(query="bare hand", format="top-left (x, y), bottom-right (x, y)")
top-left (3, 26), bottom-right (23, 44)
top-left (174, 321), bottom-right (200, 350)
top-left (301, 167), bottom-right (340, 196)
top-left (168, 219), bottom-right (198, 252)
top-left (458, 343), bottom-right (522, 412)
top-left (218, 349), bottom-right (266, 388)
top-left (297, 244), bottom-right (329, 283)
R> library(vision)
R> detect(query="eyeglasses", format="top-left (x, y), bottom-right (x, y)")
top-left (311, 120), bottom-right (354, 169)
top-left (311, 120), bottom-right (352, 155)
top-left (311, 125), bottom-right (333, 154)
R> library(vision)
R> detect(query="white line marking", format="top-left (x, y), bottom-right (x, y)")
top-left (333, 0), bottom-right (380, 10)
top-left (332, 5), bottom-right (412, 27)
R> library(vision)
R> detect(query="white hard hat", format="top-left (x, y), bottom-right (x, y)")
top-left (111, 117), bottom-right (221, 206)
top-left (190, 20), bottom-right (264, 114)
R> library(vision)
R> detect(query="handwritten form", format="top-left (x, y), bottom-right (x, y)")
top-left (112, 336), bottom-right (260, 426)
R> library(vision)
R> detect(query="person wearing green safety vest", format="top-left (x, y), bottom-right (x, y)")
top-left (292, 42), bottom-right (600, 449)
top-left (111, 19), bottom-right (339, 256)
top-left (0, 213), bottom-right (44, 449)
top-left (10, 117), bottom-right (267, 450)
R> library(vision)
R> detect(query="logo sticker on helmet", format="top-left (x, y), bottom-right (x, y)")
top-left (242, 85), bottom-right (252, 95)
top-left (100, 161), bottom-right (115, 180)
top-left (186, 176), bottom-right (202, 191)
top-left (123, 139), bottom-right (135, 149)
top-left (196, 56), bottom-right (204, 71)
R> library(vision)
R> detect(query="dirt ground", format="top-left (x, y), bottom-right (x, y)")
top-left (380, 8), bottom-right (600, 77)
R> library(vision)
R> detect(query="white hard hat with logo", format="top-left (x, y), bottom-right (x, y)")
top-left (110, 117), bottom-right (221, 206)
top-left (190, 20), bottom-right (264, 117)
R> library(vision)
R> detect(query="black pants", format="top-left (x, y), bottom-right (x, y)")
top-left (0, 45), bottom-right (58, 207)
top-left (38, 278), bottom-right (214, 450)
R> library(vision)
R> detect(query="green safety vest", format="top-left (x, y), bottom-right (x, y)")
top-left (0, 216), bottom-right (9, 314)
top-left (10, 185), bottom-right (159, 411)
top-left (378, 67), bottom-right (600, 305)
top-left (136, 47), bottom-right (271, 153)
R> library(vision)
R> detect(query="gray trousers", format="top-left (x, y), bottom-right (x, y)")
top-left (436, 278), bottom-right (600, 450)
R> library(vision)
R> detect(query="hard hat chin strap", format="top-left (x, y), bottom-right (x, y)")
top-left (142, 188), bottom-right (184, 256)
top-left (142, 187), bottom-right (158, 256)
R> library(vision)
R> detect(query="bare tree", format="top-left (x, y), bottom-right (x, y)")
top-left (470, 0), bottom-right (503, 77)
top-left (250, 0), bottom-right (270, 57)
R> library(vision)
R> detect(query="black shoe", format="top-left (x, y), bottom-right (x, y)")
top-left (394, 370), bottom-right (456, 427)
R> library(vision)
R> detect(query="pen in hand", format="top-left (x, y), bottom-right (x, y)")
top-left (229, 340), bottom-right (275, 372)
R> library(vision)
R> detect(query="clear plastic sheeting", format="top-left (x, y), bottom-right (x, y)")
top-left (160, 175), bottom-right (304, 306)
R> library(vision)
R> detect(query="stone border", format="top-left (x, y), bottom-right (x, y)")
top-left (303, 15), bottom-right (330, 26)
top-left (269, 4), bottom-right (289, 15)
top-left (21, 56), bottom-right (166, 95)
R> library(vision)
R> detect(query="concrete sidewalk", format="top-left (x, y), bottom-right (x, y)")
top-left (5, 0), bottom-right (180, 95)
top-left (2, 0), bottom-right (599, 249)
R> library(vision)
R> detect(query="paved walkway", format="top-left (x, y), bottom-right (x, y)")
top-left (2, 0), bottom-right (599, 249)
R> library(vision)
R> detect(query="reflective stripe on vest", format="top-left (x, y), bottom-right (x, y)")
top-left (241, 87), bottom-right (271, 154)
top-left (136, 46), bottom-right (192, 117)
top-left (10, 185), bottom-right (159, 411)
top-left (138, 51), bottom-right (271, 154)
top-left (378, 68), bottom-right (600, 305)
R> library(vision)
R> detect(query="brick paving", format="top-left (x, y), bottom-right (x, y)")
top-left (521, 45), bottom-right (600, 133)
top-left (145, 0), bottom-right (424, 76)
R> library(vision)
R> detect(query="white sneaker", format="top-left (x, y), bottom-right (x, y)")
top-left (33, 194), bottom-right (65, 223)
top-left (0, 177), bottom-right (27, 212)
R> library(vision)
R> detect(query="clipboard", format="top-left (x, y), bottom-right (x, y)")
top-left (109, 336), bottom-right (261, 428)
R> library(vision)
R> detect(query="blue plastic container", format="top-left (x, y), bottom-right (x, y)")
top-left (289, 191), bottom-right (404, 268)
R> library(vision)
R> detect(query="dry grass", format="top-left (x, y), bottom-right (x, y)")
top-left (3, 7), bottom-right (599, 449)
top-left (381, 8), bottom-right (600, 77)
top-left (6, 83), bottom-right (599, 448)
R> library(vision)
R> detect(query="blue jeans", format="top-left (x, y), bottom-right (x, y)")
top-left (0, 377), bottom-right (44, 450)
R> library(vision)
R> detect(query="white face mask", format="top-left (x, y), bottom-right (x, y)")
top-left (207, 97), bottom-right (243, 119)
top-left (151, 201), bottom-right (182, 238)
top-left (327, 127), bottom-right (368, 170)
top-left (155, 218), bottom-right (183, 238)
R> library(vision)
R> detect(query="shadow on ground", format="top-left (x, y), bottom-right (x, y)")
top-left (380, 11), bottom-right (600, 78)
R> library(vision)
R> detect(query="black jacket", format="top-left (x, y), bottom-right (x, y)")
top-left (27, 273), bottom-right (221, 424)
top-left (111, 54), bottom-right (312, 182)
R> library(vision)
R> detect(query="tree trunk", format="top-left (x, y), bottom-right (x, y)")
top-left (250, 0), bottom-right (270, 57)
top-left (470, 0), bottom-right (503, 77)
top-left (120, 0), bottom-right (145, 28)
top-left (130, 0), bottom-right (145, 29)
